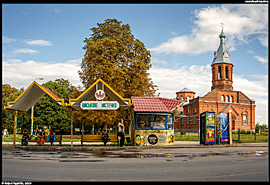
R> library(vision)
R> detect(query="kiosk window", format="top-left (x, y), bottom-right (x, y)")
top-left (167, 114), bottom-right (173, 129)
top-left (152, 115), bottom-right (166, 129)
top-left (137, 114), bottom-right (151, 128)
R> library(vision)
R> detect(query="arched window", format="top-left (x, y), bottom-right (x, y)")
top-left (225, 66), bottom-right (229, 79)
top-left (221, 95), bottom-right (224, 102)
top-left (226, 95), bottom-right (229, 102)
top-left (242, 114), bottom-right (247, 125)
top-left (181, 96), bottom-right (184, 101)
top-left (187, 96), bottom-right (190, 103)
top-left (218, 66), bottom-right (221, 79)
top-left (230, 96), bottom-right (233, 103)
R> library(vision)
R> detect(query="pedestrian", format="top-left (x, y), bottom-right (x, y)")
top-left (21, 130), bottom-right (29, 146)
top-left (48, 130), bottom-right (56, 146)
top-left (117, 119), bottom-right (125, 147)
top-left (102, 129), bottom-right (111, 146)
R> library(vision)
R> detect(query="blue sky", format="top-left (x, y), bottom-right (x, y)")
top-left (2, 4), bottom-right (268, 125)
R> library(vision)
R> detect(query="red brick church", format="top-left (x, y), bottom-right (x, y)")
top-left (176, 29), bottom-right (256, 131)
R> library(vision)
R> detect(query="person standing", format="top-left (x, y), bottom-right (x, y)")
top-left (48, 130), bottom-right (56, 146)
top-left (117, 119), bottom-right (125, 147)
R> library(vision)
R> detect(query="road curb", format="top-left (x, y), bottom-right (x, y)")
top-left (2, 142), bottom-right (268, 152)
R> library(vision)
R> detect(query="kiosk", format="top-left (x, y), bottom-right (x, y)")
top-left (132, 97), bottom-right (182, 146)
top-left (216, 113), bottom-right (230, 144)
top-left (200, 111), bottom-right (216, 145)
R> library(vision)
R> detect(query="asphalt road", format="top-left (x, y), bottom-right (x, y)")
top-left (2, 146), bottom-right (268, 181)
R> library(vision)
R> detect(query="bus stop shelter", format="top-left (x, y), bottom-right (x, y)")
top-left (66, 78), bottom-right (133, 146)
top-left (4, 81), bottom-right (65, 145)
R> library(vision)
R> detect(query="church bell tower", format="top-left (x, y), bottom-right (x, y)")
top-left (211, 29), bottom-right (234, 91)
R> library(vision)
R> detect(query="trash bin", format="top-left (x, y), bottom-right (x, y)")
top-left (126, 137), bottom-right (131, 143)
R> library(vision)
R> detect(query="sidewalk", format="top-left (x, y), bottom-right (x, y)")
top-left (2, 140), bottom-right (268, 152)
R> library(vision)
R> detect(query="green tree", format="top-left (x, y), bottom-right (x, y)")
top-left (34, 79), bottom-right (74, 131)
top-left (2, 87), bottom-right (30, 134)
top-left (77, 18), bottom-right (157, 128)
top-left (2, 84), bottom-right (18, 104)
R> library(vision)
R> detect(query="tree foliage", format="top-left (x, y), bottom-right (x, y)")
top-left (79, 18), bottom-right (156, 97)
top-left (77, 18), bottom-right (157, 129)
top-left (34, 79), bottom-right (74, 130)
top-left (2, 87), bottom-right (30, 133)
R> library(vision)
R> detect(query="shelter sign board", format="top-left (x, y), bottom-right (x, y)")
top-left (80, 101), bottom-right (119, 110)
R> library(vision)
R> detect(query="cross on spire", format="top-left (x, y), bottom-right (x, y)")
top-left (220, 21), bottom-right (225, 30)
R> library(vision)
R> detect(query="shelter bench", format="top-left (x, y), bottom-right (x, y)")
top-left (28, 135), bottom-right (62, 146)
top-left (81, 134), bottom-right (118, 146)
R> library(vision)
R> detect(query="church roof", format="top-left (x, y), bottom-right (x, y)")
top-left (176, 87), bottom-right (194, 93)
top-left (211, 29), bottom-right (233, 66)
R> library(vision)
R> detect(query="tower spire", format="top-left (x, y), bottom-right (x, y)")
top-left (211, 23), bottom-right (232, 66)
top-left (211, 24), bottom-right (234, 91)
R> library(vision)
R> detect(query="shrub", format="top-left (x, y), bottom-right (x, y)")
top-left (181, 129), bottom-right (186, 135)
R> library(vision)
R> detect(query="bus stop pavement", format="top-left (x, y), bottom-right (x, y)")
top-left (2, 141), bottom-right (268, 153)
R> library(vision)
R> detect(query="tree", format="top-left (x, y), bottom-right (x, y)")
top-left (77, 18), bottom-right (157, 128)
top-left (2, 87), bottom-right (30, 134)
top-left (34, 79), bottom-right (74, 131)
top-left (2, 84), bottom-right (18, 104)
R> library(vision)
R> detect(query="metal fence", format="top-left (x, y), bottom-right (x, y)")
top-left (175, 129), bottom-right (268, 143)
top-left (232, 129), bottom-right (268, 143)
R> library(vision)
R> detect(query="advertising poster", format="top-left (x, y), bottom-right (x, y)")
top-left (206, 113), bottom-right (215, 127)
top-left (206, 128), bottom-right (215, 143)
top-left (220, 113), bottom-right (229, 144)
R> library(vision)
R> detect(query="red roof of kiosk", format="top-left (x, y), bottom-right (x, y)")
top-left (42, 86), bottom-right (61, 100)
top-left (131, 96), bottom-right (183, 112)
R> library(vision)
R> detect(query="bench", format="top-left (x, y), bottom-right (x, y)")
top-left (81, 134), bottom-right (118, 146)
top-left (28, 135), bottom-right (62, 146)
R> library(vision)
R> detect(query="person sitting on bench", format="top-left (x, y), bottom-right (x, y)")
top-left (21, 130), bottom-right (29, 146)
top-left (102, 130), bottom-right (111, 146)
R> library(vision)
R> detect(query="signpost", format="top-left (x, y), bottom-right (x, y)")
top-left (80, 101), bottom-right (120, 110)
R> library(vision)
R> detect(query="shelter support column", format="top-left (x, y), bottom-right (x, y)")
top-left (129, 107), bottom-right (135, 145)
top-left (71, 110), bottom-right (73, 147)
top-left (31, 106), bottom-right (34, 135)
top-left (13, 111), bottom-right (17, 146)
top-left (229, 111), bottom-right (232, 145)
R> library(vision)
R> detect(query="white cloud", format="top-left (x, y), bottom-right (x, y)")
top-left (3, 58), bottom-right (83, 89)
top-left (150, 4), bottom-right (268, 55)
top-left (254, 56), bottom-right (267, 64)
top-left (149, 64), bottom-right (268, 125)
top-left (53, 8), bottom-right (62, 14)
top-left (26, 39), bottom-right (52, 46)
top-left (2, 36), bottom-right (17, 43)
top-left (13, 48), bottom-right (38, 54)
top-left (151, 58), bottom-right (168, 66)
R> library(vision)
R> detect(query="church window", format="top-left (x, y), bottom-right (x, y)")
top-left (181, 96), bottom-right (184, 101)
top-left (218, 66), bottom-right (221, 79)
top-left (187, 96), bottom-right (190, 103)
top-left (225, 66), bottom-right (229, 79)
top-left (225, 95), bottom-right (229, 102)
top-left (221, 95), bottom-right (224, 102)
top-left (230, 96), bottom-right (233, 102)
top-left (243, 114), bottom-right (247, 125)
